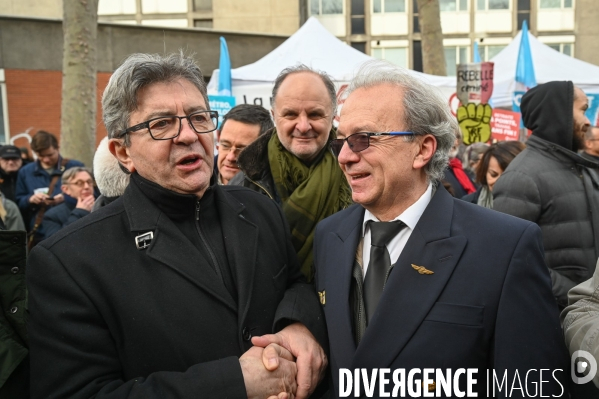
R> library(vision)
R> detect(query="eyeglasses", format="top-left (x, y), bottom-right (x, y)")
top-left (66, 179), bottom-right (94, 188)
top-left (118, 110), bottom-right (219, 140)
top-left (218, 142), bottom-right (247, 156)
top-left (330, 131), bottom-right (415, 157)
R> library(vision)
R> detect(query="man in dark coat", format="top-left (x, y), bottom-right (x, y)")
top-left (27, 52), bottom-right (327, 399)
top-left (315, 60), bottom-right (568, 398)
top-left (0, 145), bottom-right (23, 202)
top-left (36, 166), bottom-right (95, 241)
top-left (493, 81), bottom-right (599, 309)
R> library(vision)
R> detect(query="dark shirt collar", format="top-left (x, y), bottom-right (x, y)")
top-left (130, 172), bottom-right (215, 221)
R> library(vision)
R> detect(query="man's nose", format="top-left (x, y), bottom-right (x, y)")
top-left (296, 114), bottom-right (311, 133)
top-left (174, 119), bottom-right (198, 144)
top-left (337, 140), bottom-right (359, 165)
top-left (225, 148), bottom-right (238, 162)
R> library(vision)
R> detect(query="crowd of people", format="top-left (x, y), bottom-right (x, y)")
top-left (1, 52), bottom-right (599, 398)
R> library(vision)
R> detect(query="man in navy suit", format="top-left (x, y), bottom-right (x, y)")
top-left (314, 60), bottom-right (569, 398)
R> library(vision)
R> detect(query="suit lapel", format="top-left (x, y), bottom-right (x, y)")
top-left (214, 188), bottom-right (259, 325)
top-left (123, 183), bottom-right (237, 311)
top-left (353, 187), bottom-right (467, 369)
top-left (326, 205), bottom-right (364, 369)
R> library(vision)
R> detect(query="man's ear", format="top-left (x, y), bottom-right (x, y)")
top-left (108, 138), bottom-right (136, 173)
top-left (413, 134), bottom-right (437, 170)
top-left (60, 184), bottom-right (70, 197)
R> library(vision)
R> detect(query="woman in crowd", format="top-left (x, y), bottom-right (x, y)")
top-left (462, 140), bottom-right (526, 208)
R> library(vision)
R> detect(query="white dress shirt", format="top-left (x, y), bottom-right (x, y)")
top-left (361, 183), bottom-right (433, 278)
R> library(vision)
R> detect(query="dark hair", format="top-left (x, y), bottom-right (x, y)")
top-left (476, 141), bottom-right (526, 185)
top-left (220, 104), bottom-right (274, 137)
top-left (31, 130), bottom-right (59, 152)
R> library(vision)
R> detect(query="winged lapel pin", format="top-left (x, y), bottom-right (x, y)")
top-left (318, 290), bottom-right (326, 305)
top-left (411, 264), bottom-right (434, 275)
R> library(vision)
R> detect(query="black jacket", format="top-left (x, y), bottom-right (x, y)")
top-left (494, 81), bottom-right (599, 307)
top-left (36, 197), bottom-right (90, 241)
top-left (27, 176), bottom-right (326, 398)
top-left (0, 167), bottom-right (18, 203)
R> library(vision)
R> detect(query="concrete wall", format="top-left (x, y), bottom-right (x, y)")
top-left (0, 16), bottom-right (288, 74)
top-left (212, 0), bottom-right (300, 35)
top-left (575, 0), bottom-right (599, 67)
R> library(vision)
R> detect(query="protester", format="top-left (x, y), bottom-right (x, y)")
top-left (442, 129), bottom-right (476, 197)
top-left (462, 141), bottom-right (525, 208)
top-left (0, 189), bottom-right (25, 231)
top-left (216, 104), bottom-right (273, 185)
top-left (91, 137), bottom-right (130, 211)
top-left (0, 145), bottom-right (23, 202)
top-left (27, 52), bottom-right (327, 399)
top-left (0, 226), bottom-right (28, 398)
top-left (230, 64), bottom-right (352, 280)
top-left (314, 60), bottom-right (568, 397)
top-left (35, 166), bottom-right (95, 241)
top-left (562, 258), bottom-right (599, 389)
top-left (581, 125), bottom-right (599, 163)
top-left (462, 142), bottom-right (489, 180)
top-left (493, 81), bottom-right (599, 308)
top-left (15, 130), bottom-right (84, 233)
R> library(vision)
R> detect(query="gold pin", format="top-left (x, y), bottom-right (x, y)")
top-left (429, 381), bottom-right (436, 392)
top-left (411, 264), bottom-right (434, 275)
top-left (318, 291), bottom-right (326, 305)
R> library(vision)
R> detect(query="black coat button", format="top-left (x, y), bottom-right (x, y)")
top-left (11, 236), bottom-right (19, 244)
top-left (242, 327), bottom-right (251, 341)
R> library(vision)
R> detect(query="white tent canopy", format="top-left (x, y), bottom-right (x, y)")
top-left (207, 17), bottom-right (455, 110)
top-left (490, 30), bottom-right (599, 107)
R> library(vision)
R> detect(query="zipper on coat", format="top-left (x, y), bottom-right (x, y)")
top-left (195, 200), bottom-right (224, 282)
top-left (246, 176), bottom-right (274, 200)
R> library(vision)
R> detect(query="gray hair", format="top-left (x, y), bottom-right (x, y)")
top-left (102, 52), bottom-right (208, 146)
top-left (93, 137), bottom-right (130, 197)
top-left (346, 60), bottom-right (457, 182)
top-left (62, 166), bottom-right (93, 183)
top-left (271, 64), bottom-right (337, 118)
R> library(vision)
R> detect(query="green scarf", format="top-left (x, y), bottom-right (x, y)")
top-left (268, 129), bottom-right (352, 281)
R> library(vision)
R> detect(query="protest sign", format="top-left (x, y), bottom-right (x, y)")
top-left (491, 109), bottom-right (521, 142)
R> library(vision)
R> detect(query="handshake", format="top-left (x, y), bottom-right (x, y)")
top-left (240, 323), bottom-right (328, 399)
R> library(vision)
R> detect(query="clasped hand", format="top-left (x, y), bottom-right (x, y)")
top-left (241, 322), bottom-right (327, 399)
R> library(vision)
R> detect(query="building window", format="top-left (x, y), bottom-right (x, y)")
top-left (439, 0), bottom-right (468, 11)
top-left (372, 47), bottom-right (408, 67)
top-left (194, 19), bottom-right (213, 28)
top-left (477, 44), bottom-right (506, 61)
top-left (444, 46), bottom-right (469, 76)
top-left (547, 43), bottom-right (573, 56)
top-left (310, 0), bottom-right (343, 15)
top-left (372, 0), bottom-right (406, 13)
top-left (477, 0), bottom-right (510, 10)
top-left (193, 0), bottom-right (212, 11)
top-left (539, 0), bottom-right (572, 8)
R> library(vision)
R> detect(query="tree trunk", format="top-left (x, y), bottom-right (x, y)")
top-left (61, 0), bottom-right (98, 167)
top-left (417, 0), bottom-right (446, 76)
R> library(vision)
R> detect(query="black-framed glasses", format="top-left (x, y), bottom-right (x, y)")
top-left (330, 131), bottom-right (414, 157)
top-left (118, 110), bottom-right (219, 140)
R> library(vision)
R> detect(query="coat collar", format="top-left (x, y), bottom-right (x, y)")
top-left (122, 179), bottom-right (257, 315)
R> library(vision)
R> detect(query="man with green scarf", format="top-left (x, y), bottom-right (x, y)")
top-left (229, 65), bottom-right (352, 281)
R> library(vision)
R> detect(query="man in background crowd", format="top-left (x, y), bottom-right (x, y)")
top-left (36, 166), bottom-right (95, 241)
top-left (216, 104), bottom-right (273, 185)
top-left (15, 130), bottom-right (83, 231)
top-left (581, 125), bottom-right (599, 163)
top-left (230, 65), bottom-right (352, 280)
top-left (494, 81), bottom-right (599, 309)
top-left (0, 145), bottom-right (23, 202)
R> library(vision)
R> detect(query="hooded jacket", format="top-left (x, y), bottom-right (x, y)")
top-left (493, 81), bottom-right (599, 308)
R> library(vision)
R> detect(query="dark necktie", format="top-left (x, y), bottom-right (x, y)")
top-left (364, 220), bottom-right (405, 324)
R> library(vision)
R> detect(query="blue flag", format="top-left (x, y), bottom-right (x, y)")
top-left (473, 42), bottom-right (481, 63)
top-left (218, 36), bottom-right (232, 96)
top-left (515, 21), bottom-right (536, 89)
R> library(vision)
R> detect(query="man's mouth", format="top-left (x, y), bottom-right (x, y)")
top-left (178, 155), bottom-right (200, 165)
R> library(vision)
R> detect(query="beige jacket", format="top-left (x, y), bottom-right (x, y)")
top-left (562, 258), bottom-right (599, 388)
